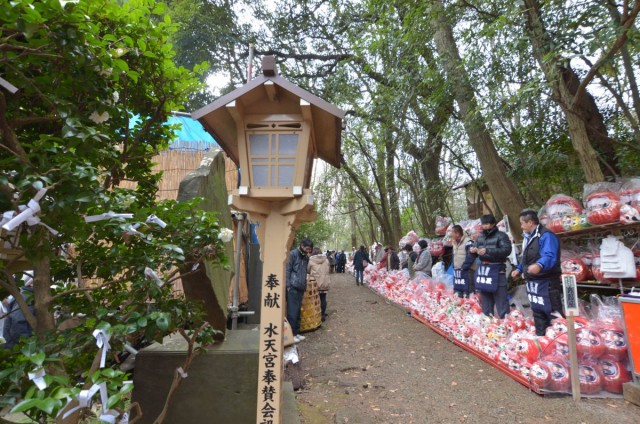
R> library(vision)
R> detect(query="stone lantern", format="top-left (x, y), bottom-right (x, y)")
top-left (193, 55), bottom-right (345, 424)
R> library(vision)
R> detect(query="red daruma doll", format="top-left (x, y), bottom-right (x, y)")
top-left (585, 191), bottom-right (621, 225)
top-left (598, 356), bottom-right (631, 394)
top-left (561, 254), bottom-right (589, 282)
top-left (576, 327), bottom-right (606, 359)
top-left (578, 361), bottom-right (603, 395)
top-left (545, 195), bottom-right (583, 233)
top-left (532, 356), bottom-right (571, 392)
top-left (598, 323), bottom-right (628, 362)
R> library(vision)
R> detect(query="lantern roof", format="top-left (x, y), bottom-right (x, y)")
top-left (192, 70), bottom-right (345, 169)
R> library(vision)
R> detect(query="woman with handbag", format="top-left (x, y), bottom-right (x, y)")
top-left (352, 245), bottom-right (371, 286)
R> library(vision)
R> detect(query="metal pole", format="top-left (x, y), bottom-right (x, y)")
top-left (231, 213), bottom-right (245, 330)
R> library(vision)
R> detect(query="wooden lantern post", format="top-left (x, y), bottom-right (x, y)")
top-left (193, 56), bottom-right (345, 424)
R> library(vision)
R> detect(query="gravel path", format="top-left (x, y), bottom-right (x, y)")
top-left (294, 272), bottom-right (640, 424)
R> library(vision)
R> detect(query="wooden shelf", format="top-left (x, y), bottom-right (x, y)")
top-left (553, 222), bottom-right (640, 293)
top-left (577, 283), bottom-right (636, 292)
top-left (554, 221), bottom-right (640, 240)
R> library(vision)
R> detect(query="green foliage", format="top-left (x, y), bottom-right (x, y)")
top-left (294, 214), bottom-right (333, 248)
top-left (0, 0), bottom-right (227, 421)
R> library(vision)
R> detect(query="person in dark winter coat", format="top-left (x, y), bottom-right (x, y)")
top-left (336, 250), bottom-right (347, 273)
top-left (352, 245), bottom-right (371, 286)
top-left (401, 244), bottom-right (417, 277)
top-left (387, 246), bottom-right (400, 271)
top-left (512, 209), bottom-right (564, 336)
top-left (2, 284), bottom-right (34, 350)
top-left (470, 214), bottom-right (512, 318)
top-left (286, 239), bottom-right (313, 342)
top-left (327, 250), bottom-right (336, 273)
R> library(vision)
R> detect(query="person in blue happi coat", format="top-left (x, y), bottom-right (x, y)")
top-left (511, 209), bottom-right (564, 336)
top-left (469, 214), bottom-right (512, 318)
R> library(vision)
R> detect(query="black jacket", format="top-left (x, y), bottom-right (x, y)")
top-left (474, 226), bottom-right (512, 272)
top-left (353, 250), bottom-right (370, 271)
top-left (286, 247), bottom-right (310, 291)
top-left (3, 287), bottom-right (34, 349)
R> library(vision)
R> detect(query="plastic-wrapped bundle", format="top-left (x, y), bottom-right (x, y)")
top-left (435, 216), bottom-right (451, 236)
top-left (538, 205), bottom-right (549, 228)
top-left (598, 323), bottom-right (628, 362)
top-left (531, 355), bottom-right (571, 392)
top-left (405, 230), bottom-right (419, 245)
top-left (576, 326), bottom-right (606, 360)
top-left (464, 219), bottom-right (482, 241)
top-left (590, 254), bottom-right (617, 284)
top-left (578, 360), bottom-right (604, 395)
top-left (579, 251), bottom-right (595, 281)
top-left (598, 356), bottom-right (631, 394)
top-left (619, 178), bottom-right (640, 214)
top-left (545, 194), bottom-right (583, 233)
top-left (428, 239), bottom-right (445, 257)
top-left (561, 251), bottom-right (589, 282)
top-left (619, 204), bottom-right (640, 224)
top-left (516, 337), bottom-right (547, 363)
top-left (585, 191), bottom-right (621, 225)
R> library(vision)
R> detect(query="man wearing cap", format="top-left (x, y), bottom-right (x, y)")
top-left (470, 214), bottom-right (512, 318)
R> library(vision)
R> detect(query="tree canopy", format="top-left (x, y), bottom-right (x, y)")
top-left (167, 0), bottom-right (640, 247)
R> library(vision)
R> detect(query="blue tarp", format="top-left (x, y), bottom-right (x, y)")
top-left (166, 114), bottom-right (216, 146)
top-left (130, 113), bottom-right (218, 150)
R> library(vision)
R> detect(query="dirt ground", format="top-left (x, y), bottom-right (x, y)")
top-left (293, 272), bottom-right (640, 424)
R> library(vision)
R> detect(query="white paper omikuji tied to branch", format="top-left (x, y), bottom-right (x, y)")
top-left (2, 188), bottom-right (50, 232)
top-left (84, 211), bottom-right (133, 223)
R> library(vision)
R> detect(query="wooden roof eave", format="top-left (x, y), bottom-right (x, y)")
top-left (192, 74), bottom-right (345, 169)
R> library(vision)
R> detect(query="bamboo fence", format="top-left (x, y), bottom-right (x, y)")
top-left (119, 143), bottom-right (238, 200)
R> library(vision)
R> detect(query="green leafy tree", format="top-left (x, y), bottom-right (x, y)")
top-left (0, 0), bottom-right (226, 422)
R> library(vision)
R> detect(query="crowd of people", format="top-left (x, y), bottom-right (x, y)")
top-left (285, 210), bottom-right (565, 344)
top-left (342, 212), bottom-right (565, 337)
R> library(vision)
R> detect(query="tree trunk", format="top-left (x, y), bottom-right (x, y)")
top-left (33, 252), bottom-right (56, 336)
top-left (403, 94), bottom-right (452, 235)
top-left (605, 2), bottom-right (640, 141)
top-left (521, 0), bottom-right (617, 182)
top-left (430, 0), bottom-right (526, 228)
top-left (342, 161), bottom-right (388, 246)
top-left (385, 134), bottom-right (402, 244)
top-left (348, 199), bottom-right (357, 250)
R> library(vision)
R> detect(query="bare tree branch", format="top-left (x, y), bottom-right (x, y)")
top-left (572, 0), bottom-right (640, 106)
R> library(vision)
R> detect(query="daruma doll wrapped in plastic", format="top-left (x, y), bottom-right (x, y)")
top-left (545, 194), bottom-right (583, 233)
top-left (585, 191), bottom-right (621, 225)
